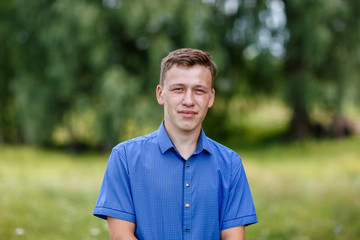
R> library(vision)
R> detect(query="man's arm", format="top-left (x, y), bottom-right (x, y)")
top-left (220, 225), bottom-right (245, 240)
top-left (107, 217), bottom-right (137, 240)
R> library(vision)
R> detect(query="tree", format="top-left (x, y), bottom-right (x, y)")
top-left (283, 0), bottom-right (360, 139)
top-left (1, 0), bottom-right (359, 148)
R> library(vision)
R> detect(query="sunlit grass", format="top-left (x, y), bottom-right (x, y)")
top-left (242, 137), bottom-right (360, 240)
top-left (0, 146), bottom-right (109, 239)
top-left (0, 137), bottom-right (359, 239)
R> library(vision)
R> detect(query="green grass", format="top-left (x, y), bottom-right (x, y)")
top-left (0, 146), bottom-right (109, 239)
top-left (1, 137), bottom-right (360, 239)
top-left (243, 137), bottom-right (360, 240)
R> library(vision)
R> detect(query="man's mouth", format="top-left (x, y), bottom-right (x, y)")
top-left (178, 110), bottom-right (197, 118)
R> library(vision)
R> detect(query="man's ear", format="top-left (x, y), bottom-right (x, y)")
top-left (156, 85), bottom-right (164, 105)
top-left (208, 88), bottom-right (215, 108)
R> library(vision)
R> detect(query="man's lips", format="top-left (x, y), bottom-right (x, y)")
top-left (178, 110), bottom-right (197, 118)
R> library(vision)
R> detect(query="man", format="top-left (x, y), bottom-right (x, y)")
top-left (94, 48), bottom-right (257, 239)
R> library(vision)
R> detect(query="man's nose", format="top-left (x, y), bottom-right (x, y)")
top-left (182, 90), bottom-right (195, 106)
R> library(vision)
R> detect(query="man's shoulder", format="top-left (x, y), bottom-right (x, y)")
top-left (113, 130), bottom-right (158, 152)
top-left (206, 136), bottom-right (241, 159)
top-left (205, 137), bottom-right (244, 174)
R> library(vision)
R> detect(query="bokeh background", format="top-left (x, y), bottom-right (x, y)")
top-left (1, 0), bottom-right (360, 239)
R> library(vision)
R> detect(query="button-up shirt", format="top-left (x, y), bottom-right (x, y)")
top-left (94, 122), bottom-right (257, 239)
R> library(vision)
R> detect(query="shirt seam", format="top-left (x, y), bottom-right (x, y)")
top-left (95, 206), bottom-right (135, 217)
top-left (222, 214), bottom-right (257, 223)
top-left (122, 135), bottom-right (156, 146)
top-left (114, 132), bottom-right (157, 151)
top-left (112, 148), bottom-right (129, 176)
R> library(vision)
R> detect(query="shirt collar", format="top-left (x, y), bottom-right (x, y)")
top-left (157, 121), bottom-right (214, 155)
top-left (157, 121), bottom-right (175, 154)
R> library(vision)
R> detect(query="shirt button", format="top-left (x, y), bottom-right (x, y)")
top-left (185, 183), bottom-right (190, 187)
top-left (186, 163), bottom-right (190, 167)
top-left (185, 228), bottom-right (190, 232)
top-left (185, 203), bottom-right (190, 207)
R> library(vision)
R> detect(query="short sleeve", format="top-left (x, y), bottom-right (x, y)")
top-left (220, 154), bottom-right (257, 229)
top-left (93, 147), bottom-right (136, 222)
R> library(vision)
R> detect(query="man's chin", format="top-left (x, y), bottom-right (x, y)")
top-left (178, 122), bottom-right (201, 133)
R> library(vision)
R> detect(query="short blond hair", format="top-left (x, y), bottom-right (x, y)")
top-left (160, 48), bottom-right (217, 87)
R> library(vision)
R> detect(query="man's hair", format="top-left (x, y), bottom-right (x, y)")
top-left (160, 48), bottom-right (217, 87)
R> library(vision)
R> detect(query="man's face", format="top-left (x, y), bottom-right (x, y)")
top-left (156, 65), bottom-right (215, 135)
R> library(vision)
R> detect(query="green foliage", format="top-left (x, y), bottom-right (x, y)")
top-left (284, 0), bottom-right (360, 111)
top-left (96, 66), bottom-right (141, 145)
top-left (1, 0), bottom-right (360, 146)
top-left (282, 0), bottom-right (360, 138)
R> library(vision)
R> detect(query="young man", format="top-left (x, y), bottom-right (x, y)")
top-left (93, 48), bottom-right (257, 239)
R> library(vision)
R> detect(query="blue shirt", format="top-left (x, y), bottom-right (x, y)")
top-left (94, 122), bottom-right (257, 240)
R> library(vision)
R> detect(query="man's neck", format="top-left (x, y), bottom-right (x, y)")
top-left (164, 124), bottom-right (201, 160)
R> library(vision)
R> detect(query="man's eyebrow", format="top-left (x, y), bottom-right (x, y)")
top-left (194, 85), bottom-right (209, 88)
top-left (168, 83), bottom-right (185, 87)
top-left (168, 83), bottom-right (209, 89)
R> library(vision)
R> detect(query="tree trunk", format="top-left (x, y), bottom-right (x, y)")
top-left (285, 61), bottom-right (313, 139)
top-left (287, 101), bottom-right (312, 139)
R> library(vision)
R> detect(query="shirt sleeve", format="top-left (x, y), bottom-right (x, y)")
top-left (220, 153), bottom-right (257, 229)
top-left (93, 146), bottom-right (136, 223)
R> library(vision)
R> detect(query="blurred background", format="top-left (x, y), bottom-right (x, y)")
top-left (1, 0), bottom-right (360, 239)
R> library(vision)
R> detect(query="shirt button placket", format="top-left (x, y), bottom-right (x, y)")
top-left (183, 161), bottom-right (191, 239)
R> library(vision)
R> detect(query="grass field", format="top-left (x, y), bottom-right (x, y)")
top-left (243, 137), bottom-right (360, 240)
top-left (1, 137), bottom-right (360, 239)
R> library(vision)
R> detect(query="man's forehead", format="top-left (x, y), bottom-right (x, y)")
top-left (168, 64), bottom-right (208, 71)
top-left (165, 65), bottom-right (211, 78)
top-left (165, 69), bottom-right (211, 82)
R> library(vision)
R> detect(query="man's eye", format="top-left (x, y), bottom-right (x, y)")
top-left (174, 88), bottom-right (183, 92)
top-left (195, 89), bottom-right (205, 94)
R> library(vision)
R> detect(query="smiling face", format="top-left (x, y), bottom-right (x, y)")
top-left (156, 65), bottom-right (215, 136)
